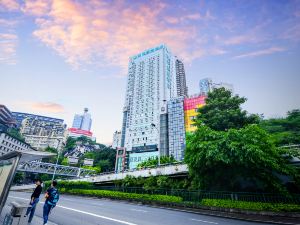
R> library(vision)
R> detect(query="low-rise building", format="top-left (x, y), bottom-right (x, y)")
top-left (0, 132), bottom-right (35, 156)
top-left (24, 135), bottom-right (65, 151)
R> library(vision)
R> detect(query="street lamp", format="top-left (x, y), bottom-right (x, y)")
top-left (52, 138), bottom-right (62, 181)
top-left (151, 123), bottom-right (160, 166)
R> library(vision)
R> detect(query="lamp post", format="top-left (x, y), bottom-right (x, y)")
top-left (52, 138), bottom-right (62, 181)
top-left (151, 123), bottom-right (160, 166)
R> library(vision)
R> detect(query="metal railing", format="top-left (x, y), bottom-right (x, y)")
top-left (90, 186), bottom-right (300, 204)
top-left (17, 161), bottom-right (96, 177)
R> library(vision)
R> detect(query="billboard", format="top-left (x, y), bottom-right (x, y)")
top-left (68, 156), bottom-right (79, 165)
top-left (68, 128), bottom-right (93, 136)
top-left (128, 151), bottom-right (158, 170)
top-left (83, 158), bottom-right (94, 166)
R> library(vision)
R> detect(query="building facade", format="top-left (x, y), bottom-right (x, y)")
top-left (0, 132), bottom-right (35, 156)
top-left (112, 131), bottom-right (122, 149)
top-left (12, 112), bottom-right (67, 150)
top-left (121, 44), bottom-right (180, 169)
top-left (184, 95), bottom-right (206, 132)
top-left (23, 135), bottom-right (65, 150)
top-left (68, 128), bottom-right (93, 140)
top-left (72, 108), bottom-right (92, 131)
top-left (167, 97), bottom-right (186, 161)
top-left (175, 59), bottom-right (188, 97)
top-left (0, 105), bottom-right (16, 128)
top-left (199, 78), bottom-right (213, 95)
top-left (199, 78), bottom-right (233, 95)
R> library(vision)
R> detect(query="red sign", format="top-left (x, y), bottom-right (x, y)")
top-left (68, 128), bottom-right (93, 136)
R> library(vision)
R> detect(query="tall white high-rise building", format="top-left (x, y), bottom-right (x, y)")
top-left (72, 108), bottom-right (92, 131)
top-left (120, 44), bottom-right (179, 168)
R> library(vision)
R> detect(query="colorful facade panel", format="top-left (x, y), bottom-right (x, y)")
top-left (184, 95), bottom-right (206, 132)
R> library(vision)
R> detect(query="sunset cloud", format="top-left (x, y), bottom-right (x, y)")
top-left (30, 102), bottom-right (65, 113)
top-left (0, 33), bottom-right (18, 65)
top-left (21, 0), bottom-right (203, 68)
top-left (233, 47), bottom-right (286, 59)
top-left (0, 0), bottom-right (20, 11)
top-left (0, 0), bottom-right (298, 68)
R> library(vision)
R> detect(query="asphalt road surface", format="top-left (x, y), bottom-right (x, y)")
top-left (6, 191), bottom-right (274, 225)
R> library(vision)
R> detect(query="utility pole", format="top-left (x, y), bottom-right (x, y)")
top-left (52, 139), bottom-right (61, 181)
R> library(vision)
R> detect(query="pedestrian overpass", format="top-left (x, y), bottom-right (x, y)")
top-left (72, 163), bottom-right (189, 184)
top-left (17, 161), bottom-right (96, 177)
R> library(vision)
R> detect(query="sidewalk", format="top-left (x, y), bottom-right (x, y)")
top-left (0, 205), bottom-right (56, 225)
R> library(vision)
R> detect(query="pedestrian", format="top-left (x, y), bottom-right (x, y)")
top-left (24, 178), bottom-right (43, 224)
top-left (43, 180), bottom-right (59, 225)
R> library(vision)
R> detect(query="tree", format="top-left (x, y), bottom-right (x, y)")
top-left (185, 88), bottom-right (299, 193)
top-left (260, 109), bottom-right (300, 146)
top-left (196, 88), bottom-right (259, 131)
top-left (7, 128), bottom-right (25, 142)
top-left (185, 125), bottom-right (299, 192)
top-left (136, 156), bottom-right (177, 168)
top-left (84, 147), bottom-right (116, 172)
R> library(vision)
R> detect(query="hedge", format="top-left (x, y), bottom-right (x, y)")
top-left (43, 181), bottom-right (93, 190)
top-left (60, 188), bottom-right (183, 204)
top-left (201, 199), bottom-right (300, 212)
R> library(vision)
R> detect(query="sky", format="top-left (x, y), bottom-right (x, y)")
top-left (0, 0), bottom-right (299, 145)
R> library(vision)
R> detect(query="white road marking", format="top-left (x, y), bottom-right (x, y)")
top-left (130, 208), bottom-right (147, 213)
top-left (9, 196), bottom-right (137, 225)
top-left (57, 205), bottom-right (137, 225)
top-left (191, 218), bottom-right (218, 224)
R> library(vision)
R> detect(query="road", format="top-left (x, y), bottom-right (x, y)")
top-left (6, 191), bottom-right (273, 225)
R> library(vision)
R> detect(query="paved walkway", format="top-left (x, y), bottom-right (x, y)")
top-left (0, 204), bottom-right (56, 225)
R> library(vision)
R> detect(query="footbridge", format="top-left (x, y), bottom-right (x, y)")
top-left (17, 161), bottom-right (96, 177)
top-left (73, 163), bottom-right (188, 184)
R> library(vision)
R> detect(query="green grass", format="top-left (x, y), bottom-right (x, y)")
top-left (201, 199), bottom-right (300, 212)
top-left (60, 188), bottom-right (183, 203)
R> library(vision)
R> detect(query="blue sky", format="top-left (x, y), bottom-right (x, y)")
top-left (0, 0), bottom-right (299, 144)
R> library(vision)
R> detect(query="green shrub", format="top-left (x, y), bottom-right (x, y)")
top-left (43, 181), bottom-right (94, 190)
top-left (201, 199), bottom-right (300, 212)
top-left (61, 188), bottom-right (182, 203)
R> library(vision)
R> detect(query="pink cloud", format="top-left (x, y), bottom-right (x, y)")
top-left (0, 33), bottom-right (18, 65)
top-left (0, 0), bottom-right (20, 11)
top-left (30, 102), bottom-right (65, 113)
top-left (233, 47), bottom-right (285, 59)
top-left (21, 0), bottom-right (50, 16)
top-left (224, 35), bottom-right (260, 45)
top-left (15, 0), bottom-right (204, 69)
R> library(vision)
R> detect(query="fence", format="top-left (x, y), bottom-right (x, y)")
top-left (91, 186), bottom-right (300, 204)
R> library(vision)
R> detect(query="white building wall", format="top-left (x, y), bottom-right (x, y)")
top-left (0, 133), bottom-right (34, 156)
top-left (23, 134), bottom-right (66, 151)
top-left (123, 44), bottom-right (177, 152)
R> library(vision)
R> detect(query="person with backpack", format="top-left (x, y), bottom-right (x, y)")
top-left (43, 180), bottom-right (59, 225)
top-left (24, 178), bottom-right (43, 224)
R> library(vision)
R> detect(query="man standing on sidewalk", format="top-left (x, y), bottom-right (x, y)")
top-left (43, 180), bottom-right (59, 225)
top-left (25, 178), bottom-right (43, 224)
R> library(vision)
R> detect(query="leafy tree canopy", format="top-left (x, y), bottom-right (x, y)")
top-left (196, 88), bottom-right (259, 131)
top-left (136, 156), bottom-right (177, 169)
top-left (185, 88), bottom-right (299, 193)
top-left (260, 109), bottom-right (300, 146)
top-left (185, 125), bottom-right (299, 192)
